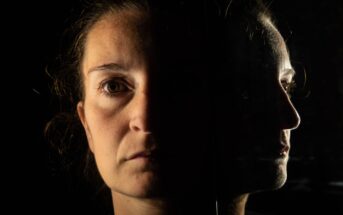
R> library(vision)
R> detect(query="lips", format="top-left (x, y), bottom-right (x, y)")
top-left (279, 144), bottom-right (289, 156)
top-left (255, 142), bottom-right (290, 161)
top-left (127, 150), bottom-right (155, 161)
top-left (279, 132), bottom-right (290, 156)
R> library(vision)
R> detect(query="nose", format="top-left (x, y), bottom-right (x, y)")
top-left (278, 88), bottom-right (301, 130)
top-left (129, 91), bottom-right (152, 133)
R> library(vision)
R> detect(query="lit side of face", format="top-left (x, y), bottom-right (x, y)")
top-left (77, 9), bottom-right (158, 198)
top-left (255, 15), bottom-right (301, 189)
top-left (218, 14), bottom-right (301, 194)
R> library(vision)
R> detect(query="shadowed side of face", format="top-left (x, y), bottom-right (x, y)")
top-left (215, 13), bottom-right (301, 196)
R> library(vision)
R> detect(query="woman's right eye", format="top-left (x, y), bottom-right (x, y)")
top-left (99, 78), bottom-right (132, 97)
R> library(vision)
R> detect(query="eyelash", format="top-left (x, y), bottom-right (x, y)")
top-left (281, 79), bottom-right (296, 97)
top-left (98, 77), bottom-right (133, 97)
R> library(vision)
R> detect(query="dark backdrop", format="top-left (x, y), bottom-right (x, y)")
top-left (7, 0), bottom-right (342, 214)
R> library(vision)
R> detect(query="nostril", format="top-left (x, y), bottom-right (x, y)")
top-left (130, 116), bottom-right (149, 132)
top-left (131, 124), bottom-right (140, 132)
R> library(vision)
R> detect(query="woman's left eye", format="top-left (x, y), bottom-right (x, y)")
top-left (281, 79), bottom-right (296, 97)
top-left (99, 78), bottom-right (132, 97)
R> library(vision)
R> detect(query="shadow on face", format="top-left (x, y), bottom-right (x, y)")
top-left (148, 1), bottom-right (214, 203)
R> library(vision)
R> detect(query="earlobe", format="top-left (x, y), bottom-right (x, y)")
top-left (77, 101), bottom-right (94, 153)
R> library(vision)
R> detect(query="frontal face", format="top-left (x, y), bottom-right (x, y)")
top-left (77, 9), bottom-right (159, 198)
top-left (218, 15), bottom-right (301, 194)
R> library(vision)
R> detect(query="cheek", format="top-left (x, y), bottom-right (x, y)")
top-left (84, 101), bottom-right (129, 162)
top-left (83, 101), bottom-right (132, 188)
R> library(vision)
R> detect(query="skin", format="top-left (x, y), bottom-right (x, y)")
top-left (77, 9), bottom-right (169, 215)
top-left (218, 14), bottom-right (301, 215)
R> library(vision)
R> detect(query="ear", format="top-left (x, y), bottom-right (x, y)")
top-left (77, 101), bottom-right (94, 153)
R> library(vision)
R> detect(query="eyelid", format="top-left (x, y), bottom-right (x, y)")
top-left (98, 76), bottom-right (134, 97)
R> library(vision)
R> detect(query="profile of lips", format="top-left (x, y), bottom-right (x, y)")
top-left (229, 130), bottom-right (291, 162)
top-left (251, 136), bottom-right (290, 157)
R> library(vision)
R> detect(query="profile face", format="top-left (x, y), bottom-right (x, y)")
top-left (77, 9), bottom-right (159, 198)
top-left (217, 14), bottom-right (301, 194)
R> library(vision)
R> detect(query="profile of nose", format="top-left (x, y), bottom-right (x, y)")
top-left (279, 89), bottom-right (301, 130)
top-left (129, 92), bottom-right (152, 133)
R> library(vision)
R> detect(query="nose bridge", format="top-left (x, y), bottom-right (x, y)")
top-left (129, 89), bottom-right (152, 133)
top-left (278, 88), bottom-right (301, 130)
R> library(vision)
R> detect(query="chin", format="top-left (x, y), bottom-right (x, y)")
top-left (254, 158), bottom-right (288, 192)
top-left (266, 169), bottom-right (287, 190)
top-left (124, 171), bottom-right (161, 198)
top-left (230, 157), bottom-right (289, 194)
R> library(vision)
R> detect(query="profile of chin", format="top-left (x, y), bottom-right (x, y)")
top-left (257, 166), bottom-right (288, 192)
top-left (273, 161), bottom-right (289, 188)
top-left (270, 172), bottom-right (287, 190)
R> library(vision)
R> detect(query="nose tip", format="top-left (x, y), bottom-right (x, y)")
top-left (280, 95), bottom-right (301, 130)
top-left (285, 107), bottom-right (301, 130)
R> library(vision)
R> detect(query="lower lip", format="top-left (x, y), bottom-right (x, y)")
top-left (129, 156), bottom-right (158, 170)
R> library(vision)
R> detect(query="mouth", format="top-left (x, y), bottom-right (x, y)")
top-left (127, 150), bottom-right (156, 161)
top-left (256, 143), bottom-right (289, 161)
top-left (279, 144), bottom-right (289, 157)
top-left (258, 131), bottom-right (290, 159)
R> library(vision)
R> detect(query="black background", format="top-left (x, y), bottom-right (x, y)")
top-left (6, 0), bottom-right (342, 214)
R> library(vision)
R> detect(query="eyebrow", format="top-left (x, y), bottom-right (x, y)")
top-left (88, 63), bottom-right (126, 74)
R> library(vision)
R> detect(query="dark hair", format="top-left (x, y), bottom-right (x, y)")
top-left (45, 0), bottom-right (150, 209)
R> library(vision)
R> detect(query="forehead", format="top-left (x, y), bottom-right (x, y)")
top-left (226, 13), bottom-right (293, 82)
top-left (245, 14), bottom-right (291, 72)
top-left (258, 15), bottom-right (288, 58)
top-left (87, 7), bottom-right (150, 44)
top-left (82, 8), bottom-right (151, 69)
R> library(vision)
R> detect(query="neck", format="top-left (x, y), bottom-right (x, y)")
top-left (112, 191), bottom-right (171, 215)
top-left (218, 194), bottom-right (249, 215)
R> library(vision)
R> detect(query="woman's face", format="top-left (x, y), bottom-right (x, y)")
top-left (217, 15), bottom-right (301, 194)
top-left (77, 9), bottom-right (159, 198)
top-left (251, 16), bottom-right (301, 189)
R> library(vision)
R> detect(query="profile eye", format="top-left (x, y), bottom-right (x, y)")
top-left (100, 78), bottom-right (132, 96)
top-left (281, 79), bottom-right (296, 97)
